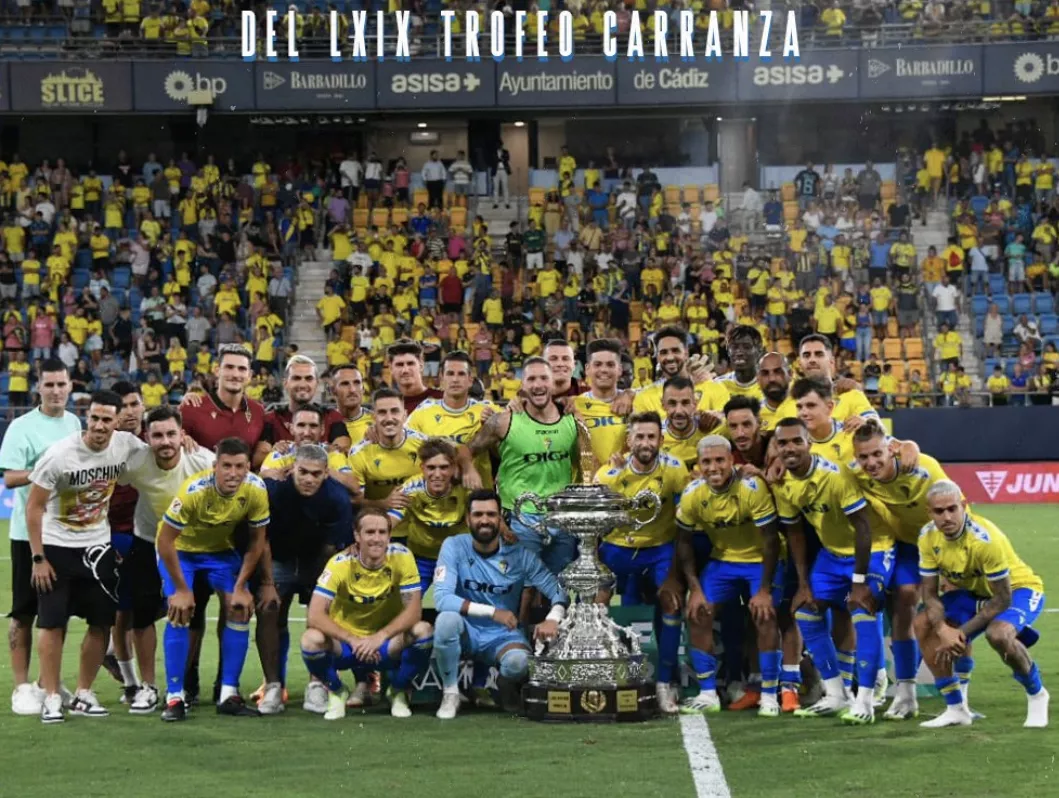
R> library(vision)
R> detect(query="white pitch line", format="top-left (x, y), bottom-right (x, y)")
top-left (679, 714), bottom-right (732, 798)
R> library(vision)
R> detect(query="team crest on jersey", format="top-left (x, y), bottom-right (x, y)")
top-left (237, 497), bottom-right (246, 507)
top-left (694, 390), bottom-right (703, 402)
top-left (496, 560), bottom-right (509, 574)
top-left (374, 458), bottom-right (382, 467)
top-left (542, 437), bottom-right (553, 450)
top-left (933, 547), bottom-right (940, 554)
top-left (435, 414), bottom-right (442, 423)
top-left (169, 498), bottom-right (183, 514)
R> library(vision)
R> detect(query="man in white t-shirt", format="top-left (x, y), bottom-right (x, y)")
top-left (0, 359), bottom-right (82, 716)
top-left (25, 390), bottom-right (147, 724)
top-left (115, 405), bottom-right (216, 715)
top-left (338, 155), bottom-right (362, 203)
top-left (931, 274), bottom-right (961, 329)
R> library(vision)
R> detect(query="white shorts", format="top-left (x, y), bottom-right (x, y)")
top-left (526, 252), bottom-right (543, 271)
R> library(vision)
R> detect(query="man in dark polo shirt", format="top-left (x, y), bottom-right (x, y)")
top-left (387, 341), bottom-right (442, 414)
top-left (103, 381), bottom-right (146, 703)
top-left (179, 343), bottom-right (272, 704)
top-left (263, 354), bottom-right (350, 450)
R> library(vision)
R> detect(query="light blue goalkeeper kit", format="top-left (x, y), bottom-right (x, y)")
top-left (433, 534), bottom-right (569, 688)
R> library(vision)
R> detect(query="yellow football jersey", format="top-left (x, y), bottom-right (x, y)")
top-left (573, 392), bottom-right (628, 465)
top-left (347, 430), bottom-right (427, 505)
top-left (715, 373), bottom-right (764, 400)
top-left (261, 448), bottom-right (349, 473)
top-left (163, 469), bottom-right (270, 554)
top-left (405, 398), bottom-right (496, 485)
top-left (831, 388), bottom-right (878, 425)
top-left (772, 456), bottom-right (893, 557)
top-left (343, 410), bottom-right (374, 448)
top-left (848, 453), bottom-right (951, 544)
top-left (314, 545), bottom-right (421, 637)
top-left (389, 476), bottom-right (470, 560)
top-left (676, 474), bottom-right (781, 563)
top-left (595, 453), bottom-right (690, 547)
top-left (919, 513), bottom-right (1044, 597)
top-left (759, 396), bottom-right (797, 433)
top-left (809, 420), bottom-right (854, 467)
top-left (661, 418), bottom-right (706, 472)
top-left (633, 378), bottom-right (730, 416)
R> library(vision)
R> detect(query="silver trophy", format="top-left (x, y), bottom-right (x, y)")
top-left (515, 482), bottom-right (662, 722)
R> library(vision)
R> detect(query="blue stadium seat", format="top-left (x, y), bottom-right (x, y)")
top-left (975, 317), bottom-right (984, 337)
top-left (1005, 360), bottom-right (1017, 378)
top-left (72, 271), bottom-right (89, 289)
top-left (993, 295), bottom-right (1010, 315)
top-left (988, 274), bottom-right (1007, 295)
top-left (1033, 293), bottom-right (1055, 314)
top-left (1001, 316), bottom-right (1015, 335)
top-left (75, 250), bottom-right (92, 270)
top-left (971, 295), bottom-right (989, 316)
top-left (1012, 294), bottom-right (1032, 315)
top-left (112, 288), bottom-right (126, 308)
top-left (1040, 315), bottom-right (1058, 336)
top-left (111, 268), bottom-right (131, 289)
top-left (0, 373), bottom-right (8, 393)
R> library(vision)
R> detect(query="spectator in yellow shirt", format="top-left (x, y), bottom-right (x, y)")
top-left (933, 322), bottom-right (962, 368)
top-left (813, 293), bottom-right (842, 347)
top-left (869, 277), bottom-right (892, 341)
top-left (316, 283), bottom-right (346, 340)
top-left (520, 322), bottom-right (542, 361)
top-left (141, 372), bottom-right (168, 409)
top-left (6, 350), bottom-right (30, 413)
top-left (986, 366), bottom-right (1010, 406)
top-left (878, 363), bottom-right (898, 411)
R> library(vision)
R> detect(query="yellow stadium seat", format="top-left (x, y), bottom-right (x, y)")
top-left (449, 206), bottom-right (467, 230)
top-left (566, 322), bottom-right (580, 337)
top-left (682, 185), bottom-right (700, 204)
top-left (887, 360), bottom-right (906, 381)
top-left (391, 207), bottom-right (409, 226)
top-left (896, 381), bottom-right (910, 407)
top-left (883, 338), bottom-right (903, 360)
top-left (886, 318), bottom-right (898, 338)
top-left (448, 323), bottom-right (459, 341)
top-left (628, 322), bottom-right (642, 343)
top-left (782, 202), bottom-right (799, 222)
top-left (847, 361), bottom-right (863, 381)
top-left (870, 339), bottom-right (881, 358)
top-left (664, 186), bottom-right (681, 205)
top-left (413, 188), bottom-right (429, 208)
top-left (630, 301), bottom-right (643, 322)
top-left (353, 208), bottom-right (369, 229)
top-left (464, 323), bottom-right (479, 340)
top-left (529, 187), bottom-right (546, 206)
top-left (703, 184), bottom-right (720, 202)
top-left (356, 194), bottom-right (369, 209)
top-left (437, 259), bottom-right (454, 274)
top-left (371, 208), bottom-right (389, 228)
top-left (907, 359), bottom-right (927, 378)
top-left (905, 338), bottom-right (923, 359)
top-left (881, 181), bottom-right (896, 200)
top-left (780, 182), bottom-right (796, 202)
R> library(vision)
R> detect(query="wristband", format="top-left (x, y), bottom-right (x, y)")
top-left (467, 602), bottom-right (496, 619)
top-left (545, 604), bottom-right (567, 623)
top-left (851, 573), bottom-right (867, 584)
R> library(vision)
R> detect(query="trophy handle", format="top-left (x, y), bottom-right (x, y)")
top-left (512, 492), bottom-right (551, 546)
top-left (627, 490), bottom-right (662, 531)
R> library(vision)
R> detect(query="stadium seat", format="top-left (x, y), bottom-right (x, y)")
top-left (352, 208), bottom-right (368, 230)
top-left (904, 338), bottom-right (923, 359)
top-left (887, 361), bottom-right (906, 381)
top-left (391, 207), bottom-right (408, 226)
top-left (682, 186), bottom-right (700, 204)
top-left (883, 338), bottom-right (903, 360)
top-left (1002, 316), bottom-right (1015, 335)
top-left (993, 295), bottom-right (1010, 315)
top-left (1040, 315), bottom-right (1058, 335)
top-left (984, 357), bottom-right (999, 376)
top-left (1033, 293), bottom-right (1055, 314)
top-left (412, 188), bottom-right (429, 208)
top-left (370, 208), bottom-right (389, 228)
top-left (703, 184), bottom-right (720, 203)
top-left (907, 359), bottom-right (928, 378)
top-left (664, 186), bottom-right (681, 205)
top-left (528, 187), bottom-right (546, 206)
top-left (971, 295), bottom-right (989, 317)
top-left (780, 183), bottom-right (795, 202)
top-left (988, 274), bottom-right (1007, 295)
top-left (1012, 294), bottom-right (1032, 315)
top-left (449, 207), bottom-right (467, 230)
top-left (847, 361), bottom-right (862, 380)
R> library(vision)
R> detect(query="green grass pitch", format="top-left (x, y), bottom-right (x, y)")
top-left (1, 505), bottom-right (1056, 798)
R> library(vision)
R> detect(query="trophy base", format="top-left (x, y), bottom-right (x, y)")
top-left (522, 681), bottom-right (657, 723)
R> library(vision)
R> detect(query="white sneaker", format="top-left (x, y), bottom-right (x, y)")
top-left (59, 684), bottom-right (74, 709)
top-left (12, 682), bottom-right (44, 716)
top-left (437, 691), bottom-right (461, 720)
top-left (129, 683), bottom-right (159, 715)
top-left (302, 681), bottom-right (328, 715)
top-left (324, 686), bottom-right (349, 721)
top-left (1025, 687), bottom-right (1049, 729)
top-left (656, 683), bottom-right (679, 715)
top-left (920, 705), bottom-right (973, 728)
top-left (40, 692), bottom-right (64, 724)
top-left (758, 694), bottom-right (780, 718)
top-left (679, 692), bottom-right (721, 715)
top-left (873, 670), bottom-right (889, 708)
top-left (793, 693), bottom-right (849, 718)
top-left (346, 680), bottom-right (371, 708)
top-left (883, 695), bottom-right (919, 720)
top-left (68, 689), bottom-right (108, 718)
top-left (389, 688), bottom-right (412, 718)
top-left (258, 682), bottom-right (286, 715)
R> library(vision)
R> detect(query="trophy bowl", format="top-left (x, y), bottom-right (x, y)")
top-left (515, 483), bottom-right (662, 722)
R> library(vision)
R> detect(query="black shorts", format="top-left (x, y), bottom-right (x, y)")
top-left (37, 544), bottom-right (120, 630)
top-left (122, 537), bottom-right (165, 630)
top-left (9, 539), bottom-right (37, 620)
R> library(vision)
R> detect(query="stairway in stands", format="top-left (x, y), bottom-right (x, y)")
top-left (288, 252), bottom-right (333, 370)
top-left (915, 209), bottom-right (985, 393)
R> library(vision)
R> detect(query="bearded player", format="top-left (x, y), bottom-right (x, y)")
top-left (916, 481), bottom-right (1047, 729)
top-left (595, 412), bottom-right (690, 715)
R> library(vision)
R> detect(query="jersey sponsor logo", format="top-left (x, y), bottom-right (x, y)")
top-left (461, 579), bottom-right (514, 595)
top-left (801, 502), bottom-right (832, 514)
top-left (522, 451), bottom-right (570, 464)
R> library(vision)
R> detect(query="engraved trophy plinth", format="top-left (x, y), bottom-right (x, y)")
top-left (516, 482), bottom-right (662, 723)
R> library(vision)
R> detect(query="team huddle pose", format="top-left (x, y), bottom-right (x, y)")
top-left (0, 328), bottom-right (1048, 730)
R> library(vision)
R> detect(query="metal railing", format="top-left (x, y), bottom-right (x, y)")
top-left (0, 21), bottom-right (1054, 59)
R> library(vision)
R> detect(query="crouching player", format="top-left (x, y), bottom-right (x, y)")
top-left (915, 480), bottom-right (1048, 729)
top-left (432, 490), bottom-right (568, 720)
top-left (596, 412), bottom-right (690, 715)
top-left (300, 509), bottom-right (433, 721)
top-left (668, 435), bottom-right (785, 718)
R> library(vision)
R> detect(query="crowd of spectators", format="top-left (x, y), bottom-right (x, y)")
top-left (3, 0), bottom-right (1059, 55)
